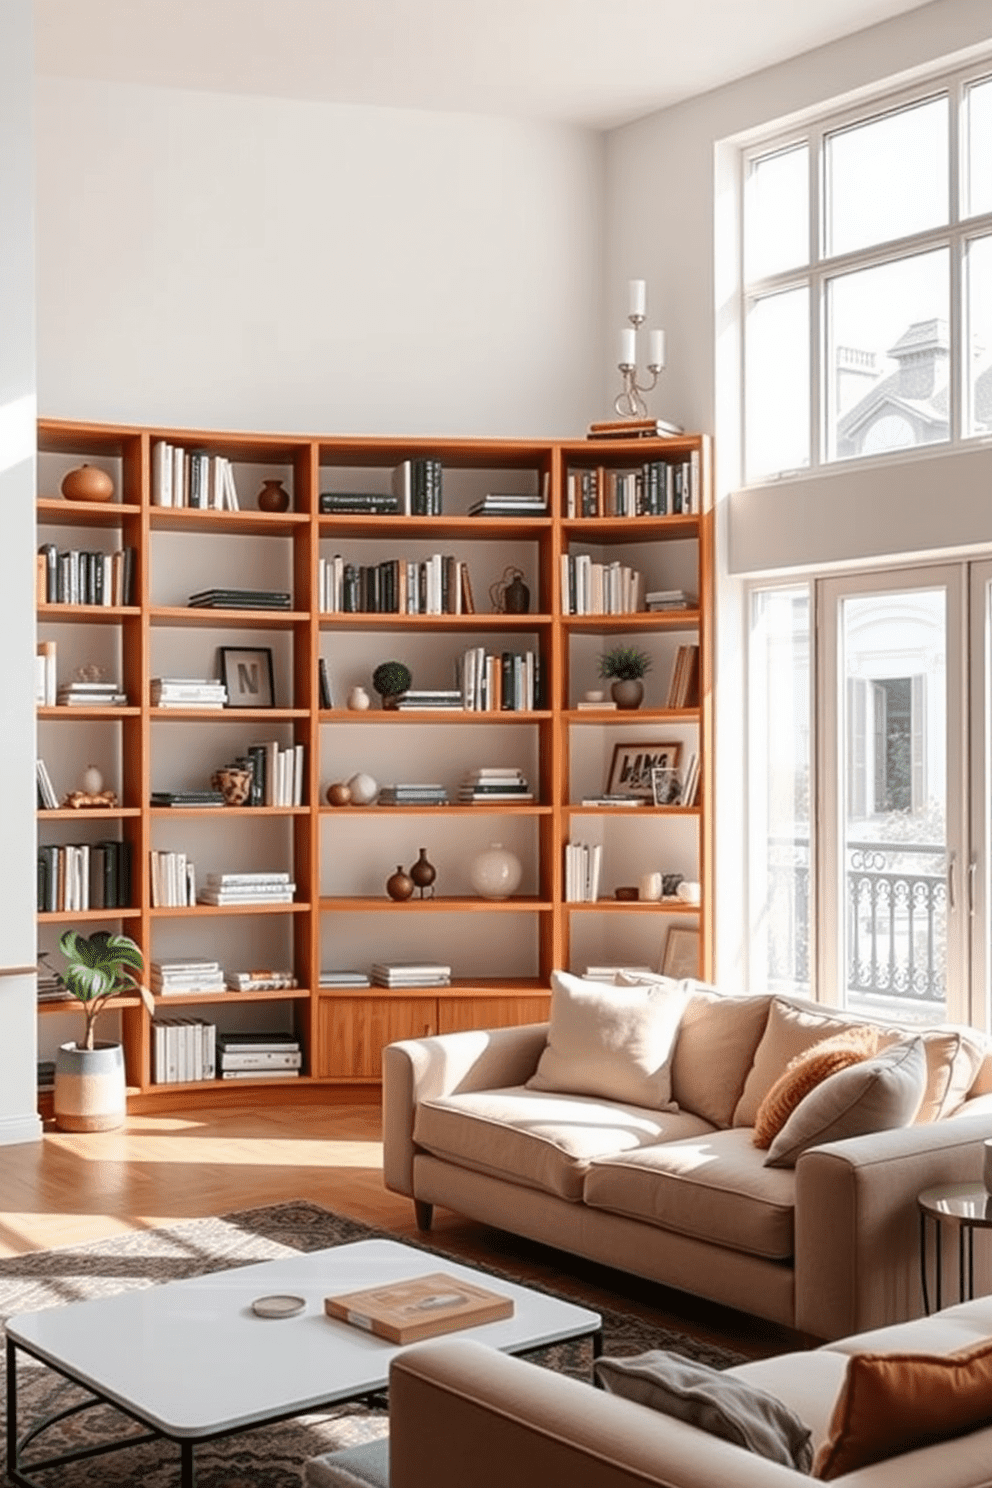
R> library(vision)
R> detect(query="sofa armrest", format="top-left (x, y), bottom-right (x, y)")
top-left (381, 1023), bottom-right (549, 1197)
top-left (795, 1112), bottom-right (992, 1340)
top-left (389, 1338), bottom-right (808, 1488)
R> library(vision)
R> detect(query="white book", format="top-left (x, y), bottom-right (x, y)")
top-left (152, 440), bottom-right (173, 507)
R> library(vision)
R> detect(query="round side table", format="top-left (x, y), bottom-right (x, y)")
top-left (918, 1182), bottom-right (992, 1314)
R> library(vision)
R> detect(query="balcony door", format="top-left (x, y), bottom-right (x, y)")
top-left (818, 567), bottom-right (967, 1024)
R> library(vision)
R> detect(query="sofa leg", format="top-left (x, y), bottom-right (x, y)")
top-left (414, 1200), bottom-right (433, 1232)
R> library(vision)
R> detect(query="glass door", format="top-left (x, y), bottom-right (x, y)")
top-left (969, 561), bottom-right (992, 1034)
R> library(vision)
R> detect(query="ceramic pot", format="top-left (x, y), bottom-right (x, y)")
top-left (53, 1041), bottom-right (126, 1132)
top-left (211, 766), bottom-right (253, 805)
top-left (386, 865), bottom-right (415, 901)
top-left (347, 686), bottom-right (371, 712)
top-left (61, 464), bottom-right (114, 504)
top-left (639, 871), bottom-right (663, 902)
top-left (326, 782), bottom-right (352, 807)
top-left (257, 479), bottom-right (290, 513)
top-left (346, 772), bottom-right (378, 805)
top-left (468, 842), bottom-right (522, 901)
top-left (409, 847), bottom-right (436, 898)
top-left (504, 574), bottom-right (530, 614)
top-left (611, 679), bottom-right (644, 710)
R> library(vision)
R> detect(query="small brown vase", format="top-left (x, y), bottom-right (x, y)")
top-left (611, 678), bottom-right (644, 710)
top-left (386, 865), bottom-right (415, 901)
top-left (257, 479), bottom-right (290, 513)
top-left (62, 464), bottom-right (115, 504)
top-left (409, 847), bottom-right (436, 898)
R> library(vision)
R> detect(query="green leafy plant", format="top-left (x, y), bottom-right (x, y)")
top-left (56, 930), bottom-right (153, 1051)
top-left (372, 660), bottom-right (412, 700)
top-left (598, 646), bottom-right (652, 682)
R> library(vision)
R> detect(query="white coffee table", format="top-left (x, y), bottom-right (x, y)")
top-left (5, 1238), bottom-right (601, 1487)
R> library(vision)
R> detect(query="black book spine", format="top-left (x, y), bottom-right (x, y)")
top-left (248, 744), bottom-right (266, 806)
top-left (122, 546), bottom-right (136, 605)
top-left (501, 651), bottom-right (514, 711)
top-left (37, 851), bottom-right (47, 912)
top-left (318, 658), bottom-right (331, 710)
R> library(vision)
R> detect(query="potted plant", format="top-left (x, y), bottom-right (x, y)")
top-left (51, 930), bottom-right (153, 1132)
top-left (372, 660), bottom-right (412, 709)
top-left (598, 646), bottom-right (652, 710)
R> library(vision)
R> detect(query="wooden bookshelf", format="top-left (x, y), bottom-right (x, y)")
top-left (34, 418), bottom-right (712, 1109)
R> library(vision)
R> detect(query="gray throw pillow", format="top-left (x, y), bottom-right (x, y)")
top-left (764, 1035), bottom-right (927, 1169)
top-left (593, 1350), bottom-right (813, 1472)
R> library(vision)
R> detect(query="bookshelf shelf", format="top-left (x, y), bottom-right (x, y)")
top-left (35, 417), bottom-right (712, 1107)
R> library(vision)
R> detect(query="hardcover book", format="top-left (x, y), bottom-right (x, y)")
top-left (324, 1272), bottom-right (513, 1344)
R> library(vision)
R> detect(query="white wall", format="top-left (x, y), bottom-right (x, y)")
top-left (35, 79), bottom-right (605, 438)
top-left (605, 0), bottom-right (992, 988)
top-left (0, 0), bottom-right (43, 1145)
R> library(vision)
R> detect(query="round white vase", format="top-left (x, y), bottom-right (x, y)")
top-left (53, 1041), bottom-right (126, 1132)
top-left (469, 842), bottom-right (522, 900)
top-left (346, 686), bottom-right (371, 711)
top-left (347, 771), bottom-right (378, 805)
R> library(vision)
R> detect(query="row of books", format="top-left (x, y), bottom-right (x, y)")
top-left (152, 1017), bottom-right (218, 1082)
top-left (564, 841), bottom-right (603, 903)
top-left (197, 871), bottom-right (295, 906)
top-left (151, 443), bottom-right (242, 510)
top-left (233, 742), bottom-right (306, 807)
top-left (458, 647), bottom-right (541, 711)
top-left (565, 455), bottom-right (700, 518)
top-left (36, 758), bottom-right (61, 809)
top-left (152, 960), bottom-right (299, 994)
top-left (151, 850), bottom-right (198, 907)
top-left (560, 554), bottom-right (644, 615)
top-left (37, 840), bottom-right (132, 912)
top-left (665, 645), bottom-right (700, 708)
top-left (457, 768), bottom-right (533, 803)
top-left (680, 753), bottom-right (702, 807)
top-left (187, 588), bottom-right (291, 610)
top-left (317, 554), bottom-right (475, 615)
top-left (37, 544), bottom-right (136, 607)
top-left (151, 677), bottom-right (228, 709)
top-left (392, 458), bottom-right (443, 515)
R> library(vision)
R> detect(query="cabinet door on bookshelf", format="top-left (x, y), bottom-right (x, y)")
top-left (314, 995), bottom-right (437, 1078)
top-left (436, 996), bottom-right (550, 1035)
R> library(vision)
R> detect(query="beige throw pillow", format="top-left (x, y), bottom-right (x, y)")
top-left (734, 999), bottom-right (881, 1128)
top-left (527, 970), bottom-right (686, 1110)
top-left (753, 1026), bottom-right (880, 1149)
top-left (765, 1037), bottom-right (927, 1169)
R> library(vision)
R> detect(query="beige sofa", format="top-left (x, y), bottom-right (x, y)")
top-left (383, 982), bottom-right (992, 1341)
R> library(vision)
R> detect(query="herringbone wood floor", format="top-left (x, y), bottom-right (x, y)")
top-left (0, 1099), bottom-right (804, 1361)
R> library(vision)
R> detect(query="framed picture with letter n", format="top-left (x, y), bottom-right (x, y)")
top-left (605, 741), bottom-right (681, 801)
top-left (219, 647), bottom-right (275, 708)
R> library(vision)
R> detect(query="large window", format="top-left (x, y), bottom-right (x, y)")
top-left (743, 69), bottom-right (992, 484)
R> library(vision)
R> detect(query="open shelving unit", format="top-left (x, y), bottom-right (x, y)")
top-left (35, 419), bottom-right (712, 1110)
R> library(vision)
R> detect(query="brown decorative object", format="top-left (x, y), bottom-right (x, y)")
top-left (409, 847), bottom-right (436, 898)
top-left (386, 865), bottom-right (415, 901)
top-left (211, 767), bottom-right (253, 806)
top-left (326, 782), bottom-right (353, 807)
top-left (489, 566), bottom-right (530, 615)
top-left (611, 678), bottom-right (644, 710)
top-left (614, 886), bottom-right (640, 901)
top-left (63, 788), bottom-right (118, 810)
top-left (61, 465), bottom-right (114, 504)
top-left (257, 479), bottom-right (291, 513)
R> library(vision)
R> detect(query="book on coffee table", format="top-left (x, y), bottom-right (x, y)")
top-left (324, 1271), bottom-right (514, 1343)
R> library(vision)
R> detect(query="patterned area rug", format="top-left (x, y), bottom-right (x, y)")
top-left (0, 1201), bottom-right (744, 1485)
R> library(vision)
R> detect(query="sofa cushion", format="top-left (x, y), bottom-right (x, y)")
top-left (753, 1026), bottom-right (880, 1149)
top-left (658, 983), bottom-right (771, 1129)
top-left (813, 1337), bottom-right (992, 1479)
top-left (593, 1350), bottom-right (813, 1472)
top-left (911, 1027), bottom-right (986, 1122)
top-left (733, 999), bottom-right (880, 1128)
top-left (584, 1127), bottom-right (795, 1260)
top-left (413, 1087), bottom-right (716, 1202)
top-left (526, 970), bottom-right (686, 1110)
top-left (765, 1037), bottom-right (927, 1169)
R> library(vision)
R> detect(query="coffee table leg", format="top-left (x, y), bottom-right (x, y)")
top-left (7, 1335), bottom-right (19, 1480)
top-left (180, 1438), bottom-right (196, 1488)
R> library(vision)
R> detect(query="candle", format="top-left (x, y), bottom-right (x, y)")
top-left (619, 327), bottom-right (637, 368)
top-left (648, 329), bottom-right (666, 370)
top-left (628, 279), bottom-right (647, 318)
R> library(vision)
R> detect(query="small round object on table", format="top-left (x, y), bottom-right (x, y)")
top-left (252, 1294), bottom-right (306, 1319)
top-left (61, 464), bottom-right (114, 503)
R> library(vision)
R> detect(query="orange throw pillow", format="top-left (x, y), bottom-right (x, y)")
top-left (752, 1026), bottom-right (879, 1149)
top-left (814, 1339), bottom-right (992, 1479)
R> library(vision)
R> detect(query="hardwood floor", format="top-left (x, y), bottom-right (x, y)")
top-left (0, 1100), bottom-right (806, 1362)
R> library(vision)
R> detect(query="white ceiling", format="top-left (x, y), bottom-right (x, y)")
top-left (34, 0), bottom-right (940, 129)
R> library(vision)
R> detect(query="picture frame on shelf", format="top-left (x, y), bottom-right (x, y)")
top-left (605, 742), bottom-right (681, 801)
top-left (661, 927), bottom-right (699, 978)
top-left (219, 646), bottom-right (275, 709)
top-left (651, 766), bottom-right (682, 807)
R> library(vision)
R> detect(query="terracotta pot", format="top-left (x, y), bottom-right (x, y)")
top-left (386, 865), bottom-right (415, 901)
top-left (257, 479), bottom-right (290, 513)
top-left (61, 464), bottom-right (114, 504)
top-left (53, 1041), bottom-right (126, 1132)
top-left (611, 678), bottom-right (644, 710)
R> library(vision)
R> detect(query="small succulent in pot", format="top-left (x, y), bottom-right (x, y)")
top-left (55, 930), bottom-right (154, 1051)
top-left (597, 646), bottom-right (652, 682)
top-left (372, 660), bottom-right (412, 708)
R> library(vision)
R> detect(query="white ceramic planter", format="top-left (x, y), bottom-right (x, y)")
top-left (469, 843), bottom-right (523, 900)
top-left (53, 1041), bottom-right (126, 1132)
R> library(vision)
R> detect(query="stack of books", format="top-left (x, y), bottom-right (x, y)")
top-left (391, 689), bottom-right (463, 711)
top-left (458, 768), bottom-right (533, 803)
top-left (152, 959), bottom-right (226, 995)
top-left (564, 841), bottom-right (603, 903)
top-left (586, 417), bottom-right (685, 440)
top-left (227, 969), bottom-right (298, 991)
top-left (646, 588), bottom-right (694, 612)
top-left (217, 1030), bottom-right (302, 1079)
top-left (151, 442), bottom-right (241, 509)
top-left (187, 589), bottom-right (292, 610)
top-left (319, 969), bottom-right (371, 988)
top-left (391, 458), bottom-right (442, 515)
top-left (152, 1016), bottom-right (217, 1082)
top-left (56, 678), bottom-right (128, 707)
top-left (37, 959), bottom-right (71, 1005)
top-left (151, 789), bottom-right (226, 808)
top-left (151, 678), bottom-right (228, 709)
top-left (371, 962), bottom-right (452, 988)
top-left (37, 1060), bottom-right (56, 1093)
top-left (377, 783), bottom-right (449, 805)
top-left (580, 794), bottom-right (647, 807)
top-left (197, 871), bottom-right (295, 906)
top-left (665, 645), bottom-right (700, 707)
top-left (150, 850), bottom-right (197, 907)
top-left (319, 491), bottom-right (398, 515)
top-left (468, 492), bottom-right (547, 517)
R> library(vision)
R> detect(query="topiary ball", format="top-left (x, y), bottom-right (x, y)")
top-left (372, 660), bottom-right (412, 699)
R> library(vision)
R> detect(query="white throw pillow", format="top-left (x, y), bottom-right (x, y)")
top-left (526, 970), bottom-right (686, 1110)
top-left (765, 1036), bottom-right (927, 1169)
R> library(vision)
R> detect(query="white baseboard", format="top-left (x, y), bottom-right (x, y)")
top-left (0, 1111), bottom-right (43, 1146)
